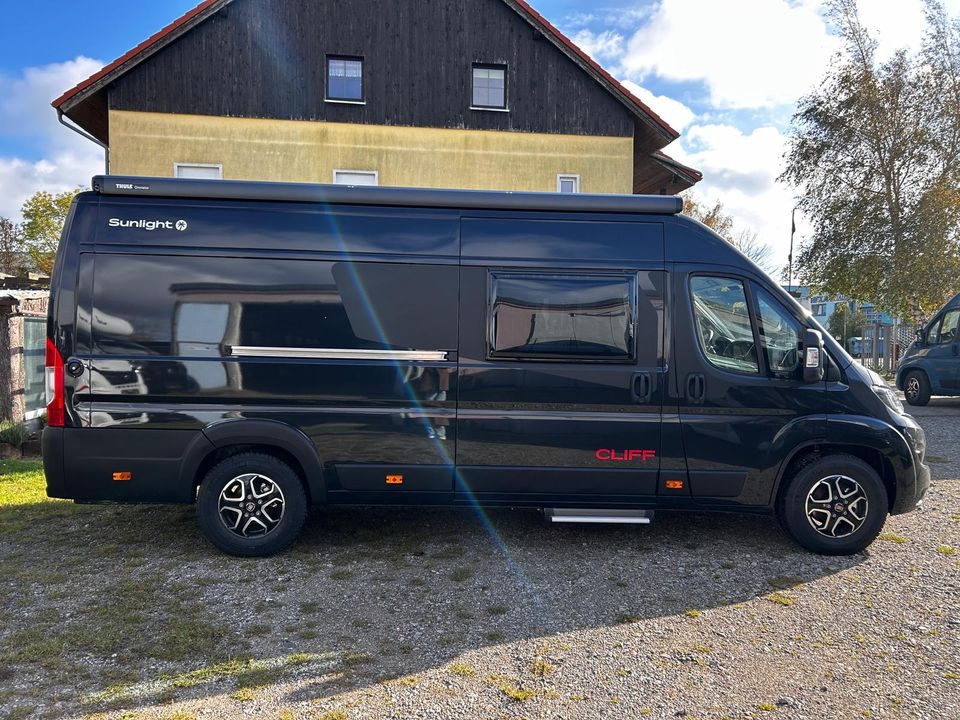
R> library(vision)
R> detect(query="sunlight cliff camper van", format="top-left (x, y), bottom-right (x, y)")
top-left (42, 176), bottom-right (930, 556)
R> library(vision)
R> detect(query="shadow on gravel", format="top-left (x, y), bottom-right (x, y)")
top-left (0, 492), bottom-right (868, 718)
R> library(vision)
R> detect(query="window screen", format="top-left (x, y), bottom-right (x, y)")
top-left (690, 276), bottom-right (759, 374)
top-left (328, 57), bottom-right (363, 101)
top-left (473, 65), bottom-right (506, 108)
top-left (489, 273), bottom-right (636, 361)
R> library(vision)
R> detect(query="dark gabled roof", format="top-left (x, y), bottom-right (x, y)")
top-left (52, 0), bottom-right (679, 144)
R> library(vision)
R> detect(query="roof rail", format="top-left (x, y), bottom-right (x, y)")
top-left (92, 176), bottom-right (684, 215)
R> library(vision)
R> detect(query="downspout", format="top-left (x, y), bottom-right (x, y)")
top-left (57, 109), bottom-right (109, 175)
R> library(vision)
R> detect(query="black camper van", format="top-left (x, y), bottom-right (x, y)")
top-left (42, 176), bottom-right (930, 557)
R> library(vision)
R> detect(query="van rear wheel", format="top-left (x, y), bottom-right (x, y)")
top-left (903, 371), bottom-right (931, 406)
top-left (197, 453), bottom-right (307, 557)
top-left (778, 454), bottom-right (888, 555)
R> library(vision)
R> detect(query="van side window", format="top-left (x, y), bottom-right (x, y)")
top-left (690, 276), bottom-right (759, 374)
top-left (933, 310), bottom-right (959, 344)
top-left (754, 287), bottom-right (803, 379)
top-left (489, 273), bottom-right (636, 361)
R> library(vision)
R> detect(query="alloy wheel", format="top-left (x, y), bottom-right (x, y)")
top-left (905, 376), bottom-right (920, 403)
top-left (218, 474), bottom-right (286, 538)
top-left (805, 474), bottom-right (869, 538)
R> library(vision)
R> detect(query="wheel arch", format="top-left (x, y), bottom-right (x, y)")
top-left (179, 419), bottom-right (326, 504)
top-left (773, 434), bottom-right (904, 513)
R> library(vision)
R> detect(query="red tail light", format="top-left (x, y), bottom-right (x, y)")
top-left (45, 338), bottom-right (65, 427)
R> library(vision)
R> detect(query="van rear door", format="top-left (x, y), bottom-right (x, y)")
top-left (454, 217), bottom-right (665, 501)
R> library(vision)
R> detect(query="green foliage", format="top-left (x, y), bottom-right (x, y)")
top-left (0, 421), bottom-right (30, 447)
top-left (782, 0), bottom-right (960, 322)
top-left (827, 303), bottom-right (869, 347)
top-left (0, 217), bottom-right (29, 276)
top-left (20, 188), bottom-right (83, 276)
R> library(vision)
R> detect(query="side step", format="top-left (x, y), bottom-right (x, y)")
top-left (545, 508), bottom-right (654, 525)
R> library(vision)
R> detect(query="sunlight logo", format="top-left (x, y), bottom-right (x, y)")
top-left (108, 218), bottom-right (190, 232)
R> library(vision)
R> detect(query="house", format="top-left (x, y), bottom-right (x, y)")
top-left (52, 0), bottom-right (700, 195)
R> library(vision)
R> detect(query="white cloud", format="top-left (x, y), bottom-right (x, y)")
top-left (571, 29), bottom-right (625, 64)
top-left (0, 57), bottom-right (104, 220)
top-left (620, 0), bottom-right (838, 110)
top-left (668, 123), bottom-right (804, 274)
top-left (621, 80), bottom-right (695, 131)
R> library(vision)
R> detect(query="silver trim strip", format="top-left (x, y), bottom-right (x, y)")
top-left (229, 346), bottom-right (449, 362)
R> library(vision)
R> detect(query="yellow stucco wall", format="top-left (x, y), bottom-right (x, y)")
top-left (108, 110), bottom-right (633, 193)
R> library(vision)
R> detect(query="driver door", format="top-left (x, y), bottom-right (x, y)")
top-left (672, 267), bottom-right (826, 506)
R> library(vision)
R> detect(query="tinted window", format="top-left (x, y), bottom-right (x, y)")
top-left (489, 273), bottom-right (635, 361)
top-left (473, 65), bottom-right (506, 108)
top-left (933, 310), bottom-right (959, 344)
top-left (690, 276), bottom-right (759, 374)
top-left (91, 255), bottom-right (458, 356)
top-left (327, 57), bottom-right (363, 101)
top-left (755, 287), bottom-right (802, 378)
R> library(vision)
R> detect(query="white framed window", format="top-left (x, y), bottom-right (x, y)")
top-left (174, 162), bottom-right (223, 180)
top-left (557, 175), bottom-right (580, 193)
top-left (333, 170), bottom-right (379, 186)
top-left (472, 64), bottom-right (507, 110)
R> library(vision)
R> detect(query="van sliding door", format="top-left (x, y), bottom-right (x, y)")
top-left (454, 217), bottom-right (665, 502)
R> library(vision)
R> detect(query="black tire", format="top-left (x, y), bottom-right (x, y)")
top-left (197, 453), bottom-right (308, 557)
top-left (903, 371), bottom-right (931, 406)
top-left (778, 454), bottom-right (888, 555)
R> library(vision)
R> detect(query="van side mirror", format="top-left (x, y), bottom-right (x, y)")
top-left (803, 329), bottom-right (825, 384)
top-left (915, 329), bottom-right (925, 346)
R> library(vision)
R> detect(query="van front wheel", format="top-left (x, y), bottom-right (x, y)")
top-left (197, 453), bottom-right (308, 557)
top-left (778, 454), bottom-right (888, 555)
top-left (903, 371), bottom-right (931, 406)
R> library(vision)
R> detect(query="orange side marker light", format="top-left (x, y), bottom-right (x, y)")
top-left (386, 475), bottom-right (404, 485)
top-left (113, 471), bottom-right (132, 482)
top-left (665, 479), bottom-right (684, 490)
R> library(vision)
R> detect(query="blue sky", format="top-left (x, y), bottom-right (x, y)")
top-left (1, 0), bottom-right (955, 270)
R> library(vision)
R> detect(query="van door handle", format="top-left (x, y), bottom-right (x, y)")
top-left (686, 373), bottom-right (705, 403)
top-left (632, 371), bottom-right (653, 403)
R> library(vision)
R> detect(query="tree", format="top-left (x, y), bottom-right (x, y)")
top-left (682, 193), bottom-right (778, 274)
top-left (781, 0), bottom-right (960, 323)
top-left (0, 218), bottom-right (27, 277)
top-left (827, 302), bottom-right (868, 348)
top-left (20, 188), bottom-right (82, 276)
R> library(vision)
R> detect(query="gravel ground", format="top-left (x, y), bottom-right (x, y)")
top-left (1, 399), bottom-right (958, 720)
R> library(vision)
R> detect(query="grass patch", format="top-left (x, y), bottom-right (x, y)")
top-left (341, 651), bottom-right (374, 667)
top-left (488, 676), bottom-right (534, 702)
top-left (487, 604), bottom-right (509, 616)
top-left (449, 567), bottom-right (475, 582)
top-left (683, 609), bottom-right (702, 618)
top-left (317, 711), bottom-right (348, 720)
top-left (485, 631), bottom-right (505, 642)
top-left (330, 569), bottom-right (354, 581)
top-left (879, 533), bottom-right (909, 544)
top-left (230, 687), bottom-right (257, 702)
top-left (531, 658), bottom-right (555, 677)
top-left (768, 592), bottom-right (797, 607)
top-left (615, 612), bottom-right (642, 624)
top-left (299, 601), bottom-right (322, 614)
top-left (937, 545), bottom-right (956, 556)
top-left (449, 662), bottom-right (476, 677)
